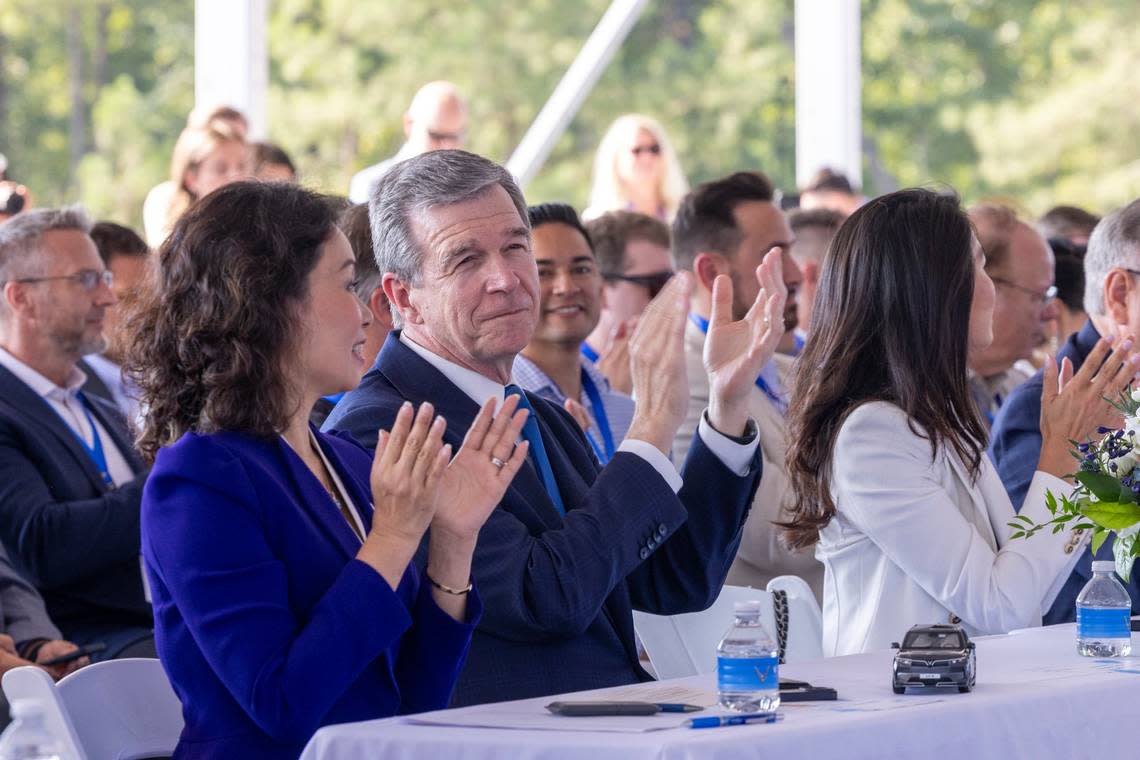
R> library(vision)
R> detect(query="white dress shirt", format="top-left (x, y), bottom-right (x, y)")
top-left (399, 333), bottom-right (758, 492)
top-left (0, 347), bottom-right (136, 487)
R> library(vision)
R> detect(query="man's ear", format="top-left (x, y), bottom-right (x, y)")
top-left (802, 260), bottom-right (820, 286)
top-left (382, 273), bottom-right (422, 326)
top-left (1104, 269), bottom-right (1131, 327)
top-left (368, 286), bottom-right (393, 331)
top-left (2, 281), bottom-right (32, 320)
top-left (692, 252), bottom-right (724, 294)
top-left (402, 111), bottom-right (414, 139)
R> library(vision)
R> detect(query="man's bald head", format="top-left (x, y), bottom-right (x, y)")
top-left (404, 81), bottom-right (468, 155)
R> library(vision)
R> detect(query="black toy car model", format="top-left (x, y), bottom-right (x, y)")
top-left (890, 624), bottom-right (976, 694)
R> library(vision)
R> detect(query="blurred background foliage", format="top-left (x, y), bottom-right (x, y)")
top-left (1, 0), bottom-right (1136, 229)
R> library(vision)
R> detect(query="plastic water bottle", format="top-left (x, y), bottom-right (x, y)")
top-left (0, 700), bottom-right (63, 760)
top-left (716, 600), bottom-right (781, 712)
top-left (1076, 561), bottom-right (1133, 657)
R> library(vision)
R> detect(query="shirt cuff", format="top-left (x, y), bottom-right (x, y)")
top-left (618, 440), bottom-right (683, 493)
top-left (696, 410), bottom-right (759, 476)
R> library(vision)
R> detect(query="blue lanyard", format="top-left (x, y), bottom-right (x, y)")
top-left (579, 368), bottom-right (616, 463)
top-left (688, 313), bottom-right (787, 415)
top-left (580, 342), bottom-right (599, 363)
top-left (48, 393), bottom-right (115, 489)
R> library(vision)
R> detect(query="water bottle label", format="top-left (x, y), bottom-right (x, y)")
top-left (717, 656), bottom-right (778, 691)
top-left (1077, 607), bottom-right (1130, 639)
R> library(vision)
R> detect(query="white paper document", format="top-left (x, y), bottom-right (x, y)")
top-left (404, 703), bottom-right (689, 733)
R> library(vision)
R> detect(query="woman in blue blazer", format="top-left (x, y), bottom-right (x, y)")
top-left (125, 182), bottom-right (530, 759)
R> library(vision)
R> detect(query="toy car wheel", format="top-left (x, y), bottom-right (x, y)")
top-left (892, 683), bottom-right (904, 694)
top-left (958, 683), bottom-right (971, 693)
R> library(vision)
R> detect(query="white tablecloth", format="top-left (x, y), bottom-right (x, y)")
top-left (301, 624), bottom-right (1140, 760)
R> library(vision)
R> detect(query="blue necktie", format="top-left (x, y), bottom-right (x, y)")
top-left (504, 384), bottom-right (565, 516)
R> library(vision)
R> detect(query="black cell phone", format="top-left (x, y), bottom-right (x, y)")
top-left (779, 679), bottom-right (838, 702)
top-left (40, 642), bottom-right (106, 666)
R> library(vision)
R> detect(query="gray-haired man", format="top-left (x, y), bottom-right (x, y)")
top-left (991, 197), bottom-right (1140, 623)
top-left (325, 149), bottom-right (786, 706)
top-left (0, 208), bottom-right (153, 659)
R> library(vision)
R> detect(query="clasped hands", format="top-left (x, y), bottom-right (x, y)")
top-left (624, 249), bottom-right (789, 454)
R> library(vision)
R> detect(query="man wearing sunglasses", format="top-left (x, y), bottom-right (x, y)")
top-left (349, 80), bottom-right (468, 203)
top-left (671, 171), bottom-right (822, 599)
top-left (0, 207), bottom-right (154, 661)
top-left (966, 203), bottom-right (1060, 428)
top-left (582, 211), bottom-right (674, 394)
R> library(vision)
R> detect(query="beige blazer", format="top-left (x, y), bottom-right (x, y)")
top-left (673, 320), bottom-right (824, 599)
top-left (819, 401), bottom-right (1086, 656)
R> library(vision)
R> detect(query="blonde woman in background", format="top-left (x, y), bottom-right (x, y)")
top-left (584, 114), bottom-right (688, 223)
top-left (142, 106), bottom-right (250, 245)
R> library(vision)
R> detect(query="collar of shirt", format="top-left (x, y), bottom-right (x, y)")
top-left (0, 346), bottom-right (87, 400)
top-left (399, 332), bottom-right (506, 409)
top-left (510, 354), bottom-right (564, 404)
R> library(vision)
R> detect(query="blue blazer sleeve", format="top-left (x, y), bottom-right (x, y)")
top-left (988, 375), bottom-right (1045, 512)
top-left (143, 435), bottom-right (451, 743)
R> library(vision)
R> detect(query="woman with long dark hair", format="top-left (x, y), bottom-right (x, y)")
top-left (126, 181), bottom-right (530, 757)
top-left (783, 189), bottom-right (1139, 655)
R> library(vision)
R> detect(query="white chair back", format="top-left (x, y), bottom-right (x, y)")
top-left (55, 658), bottom-right (183, 760)
top-left (633, 577), bottom-right (823, 681)
top-left (1, 666), bottom-right (85, 760)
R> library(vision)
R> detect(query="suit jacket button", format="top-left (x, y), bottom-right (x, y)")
top-left (1064, 544), bottom-right (1075, 554)
top-left (657, 524), bottom-right (668, 538)
top-left (639, 547), bottom-right (650, 560)
top-left (647, 538), bottom-right (657, 550)
top-left (1073, 528), bottom-right (1085, 537)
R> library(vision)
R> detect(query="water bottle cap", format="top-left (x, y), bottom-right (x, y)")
top-left (1092, 561), bottom-right (1116, 573)
top-left (733, 600), bottom-right (764, 615)
top-left (8, 698), bottom-right (44, 719)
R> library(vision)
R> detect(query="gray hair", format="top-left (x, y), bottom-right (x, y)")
top-left (0, 206), bottom-right (94, 284)
top-left (1083, 198), bottom-right (1140, 315)
top-left (368, 150), bottom-right (529, 326)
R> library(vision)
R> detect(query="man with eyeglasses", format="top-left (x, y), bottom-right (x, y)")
top-left (992, 197), bottom-right (1140, 625)
top-left (966, 203), bottom-right (1060, 428)
top-left (0, 207), bottom-right (154, 661)
top-left (348, 80), bottom-right (468, 203)
top-left (582, 211), bottom-right (674, 394)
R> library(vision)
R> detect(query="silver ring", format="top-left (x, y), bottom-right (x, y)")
top-left (490, 456), bottom-right (507, 470)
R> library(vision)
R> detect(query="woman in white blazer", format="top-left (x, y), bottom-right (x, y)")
top-left (782, 189), bottom-right (1139, 656)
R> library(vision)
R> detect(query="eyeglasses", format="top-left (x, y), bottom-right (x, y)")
top-left (630, 144), bottom-right (661, 157)
top-left (990, 277), bottom-right (1057, 304)
top-left (10, 269), bottom-right (114, 292)
top-left (602, 270), bottom-right (674, 299)
top-left (426, 128), bottom-right (465, 143)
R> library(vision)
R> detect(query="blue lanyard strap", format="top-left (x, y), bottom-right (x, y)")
top-left (579, 368), bottom-right (616, 463)
top-left (48, 393), bottom-right (115, 489)
top-left (580, 342), bottom-right (600, 363)
top-left (688, 313), bottom-right (787, 415)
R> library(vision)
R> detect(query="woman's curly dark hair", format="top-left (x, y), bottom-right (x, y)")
top-left (124, 181), bottom-right (337, 462)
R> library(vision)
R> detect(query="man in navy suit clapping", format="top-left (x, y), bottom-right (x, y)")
top-left (325, 150), bottom-right (786, 706)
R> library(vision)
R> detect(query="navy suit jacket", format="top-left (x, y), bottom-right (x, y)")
top-left (0, 364), bottom-right (150, 637)
top-left (142, 427), bottom-right (480, 759)
top-left (324, 331), bottom-right (762, 706)
top-left (990, 320), bottom-right (1140, 622)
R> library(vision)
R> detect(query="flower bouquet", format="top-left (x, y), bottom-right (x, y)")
top-left (1010, 390), bottom-right (1140, 582)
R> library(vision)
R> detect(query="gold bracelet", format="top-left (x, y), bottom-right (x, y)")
top-left (425, 571), bottom-right (472, 595)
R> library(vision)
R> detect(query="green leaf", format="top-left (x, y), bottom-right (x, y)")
top-left (1045, 490), bottom-right (1059, 515)
top-left (1113, 532), bottom-right (1138, 582)
top-left (1091, 527), bottom-right (1109, 555)
top-left (1083, 501), bottom-right (1140, 531)
top-left (1076, 471), bottom-right (1124, 502)
top-left (1009, 531), bottom-right (1025, 540)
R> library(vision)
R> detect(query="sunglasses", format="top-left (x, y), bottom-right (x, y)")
top-left (630, 144), bottom-right (661, 156)
top-left (602, 270), bottom-right (674, 299)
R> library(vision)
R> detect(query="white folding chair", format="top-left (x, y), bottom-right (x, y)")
top-left (2, 666), bottom-right (84, 760)
top-left (633, 577), bottom-right (824, 681)
top-left (57, 658), bottom-right (183, 760)
top-left (3, 658), bottom-right (183, 760)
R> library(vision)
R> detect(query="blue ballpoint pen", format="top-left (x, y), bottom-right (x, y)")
top-left (686, 712), bottom-right (781, 729)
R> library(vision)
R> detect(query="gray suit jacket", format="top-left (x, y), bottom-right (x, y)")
top-left (0, 545), bottom-right (59, 645)
top-left (674, 319), bottom-right (823, 598)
